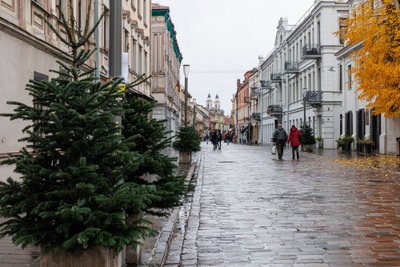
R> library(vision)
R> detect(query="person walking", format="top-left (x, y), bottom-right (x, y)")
top-left (210, 130), bottom-right (218, 150)
top-left (272, 124), bottom-right (288, 160)
top-left (287, 125), bottom-right (302, 160)
top-left (217, 130), bottom-right (222, 149)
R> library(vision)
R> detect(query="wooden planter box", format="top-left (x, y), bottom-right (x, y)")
top-left (303, 144), bottom-right (314, 152)
top-left (179, 151), bottom-right (192, 164)
top-left (41, 248), bottom-right (122, 267)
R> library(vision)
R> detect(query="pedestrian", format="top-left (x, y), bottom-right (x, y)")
top-left (272, 124), bottom-right (288, 160)
top-left (226, 132), bottom-right (231, 145)
top-left (210, 130), bottom-right (218, 150)
top-left (217, 130), bottom-right (222, 149)
top-left (205, 132), bottom-right (210, 144)
top-left (287, 125), bottom-right (302, 160)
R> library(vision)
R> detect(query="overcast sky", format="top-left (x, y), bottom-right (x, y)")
top-left (154, 0), bottom-right (316, 114)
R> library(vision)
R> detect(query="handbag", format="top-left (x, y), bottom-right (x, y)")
top-left (271, 144), bottom-right (276, 155)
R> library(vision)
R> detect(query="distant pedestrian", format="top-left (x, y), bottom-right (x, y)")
top-left (288, 125), bottom-right (302, 160)
top-left (217, 130), bottom-right (222, 149)
top-left (272, 124), bottom-right (288, 160)
top-left (226, 132), bottom-right (231, 145)
top-left (210, 130), bottom-right (218, 150)
top-left (205, 133), bottom-right (210, 144)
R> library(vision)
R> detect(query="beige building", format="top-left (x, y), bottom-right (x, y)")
top-left (0, 1), bottom-right (151, 264)
top-left (151, 3), bottom-right (182, 138)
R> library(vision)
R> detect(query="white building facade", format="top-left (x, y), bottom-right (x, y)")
top-left (257, 0), bottom-right (348, 148)
top-left (336, 0), bottom-right (400, 154)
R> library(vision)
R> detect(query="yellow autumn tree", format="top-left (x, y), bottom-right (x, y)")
top-left (343, 0), bottom-right (400, 117)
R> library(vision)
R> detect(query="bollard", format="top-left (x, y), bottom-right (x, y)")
top-left (397, 137), bottom-right (400, 156)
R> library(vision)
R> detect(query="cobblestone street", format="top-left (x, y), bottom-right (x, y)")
top-left (165, 142), bottom-right (400, 266)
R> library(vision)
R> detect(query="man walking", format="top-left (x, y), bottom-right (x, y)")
top-left (272, 124), bottom-right (288, 160)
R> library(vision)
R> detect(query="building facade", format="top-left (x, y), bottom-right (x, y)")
top-left (151, 4), bottom-right (182, 138)
top-left (0, 1), bottom-right (153, 264)
top-left (336, 0), bottom-right (400, 154)
top-left (236, 70), bottom-right (255, 144)
top-left (256, 0), bottom-right (348, 148)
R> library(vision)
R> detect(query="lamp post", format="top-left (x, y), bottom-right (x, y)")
top-left (303, 88), bottom-right (307, 126)
top-left (183, 64), bottom-right (190, 125)
top-left (192, 98), bottom-right (196, 130)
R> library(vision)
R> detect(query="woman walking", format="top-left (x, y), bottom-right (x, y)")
top-left (288, 125), bottom-right (302, 160)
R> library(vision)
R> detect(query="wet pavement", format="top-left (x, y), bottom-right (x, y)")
top-left (165, 142), bottom-right (400, 267)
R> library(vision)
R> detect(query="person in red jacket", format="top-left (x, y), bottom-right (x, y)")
top-left (288, 125), bottom-right (302, 160)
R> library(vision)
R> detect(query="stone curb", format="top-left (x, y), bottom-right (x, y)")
top-left (145, 154), bottom-right (200, 266)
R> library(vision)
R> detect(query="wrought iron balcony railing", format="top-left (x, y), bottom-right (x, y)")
top-left (267, 105), bottom-right (283, 117)
top-left (302, 44), bottom-right (321, 59)
top-left (284, 62), bottom-right (299, 73)
top-left (305, 91), bottom-right (322, 107)
top-left (270, 73), bottom-right (282, 83)
top-left (251, 112), bottom-right (261, 121)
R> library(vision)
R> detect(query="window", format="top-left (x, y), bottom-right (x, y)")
top-left (132, 37), bottom-right (137, 72)
top-left (347, 65), bottom-right (352, 90)
top-left (33, 71), bottom-right (49, 135)
top-left (339, 18), bottom-right (347, 45)
top-left (143, 0), bottom-right (147, 23)
top-left (137, 0), bottom-right (141, 16)
top-left (78, 0), bottom-right (82, 30)
top-left (124, 29), bottom-right (129, 53)
top-left (139, 45), bottom-right (143, 74)
top-left (337, 64), bottom-right (342, 91)
top-left (144, 51), bottom-right (148, 76)
top-left (57, 0), bottom-right (67, 19)
top-left (103, 9), bottom-right (110, 50)
top-left (340, 114), bottom-right (343, 135)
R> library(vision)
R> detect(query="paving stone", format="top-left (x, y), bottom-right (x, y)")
top-left (164, 144), bottom-right (400, 266)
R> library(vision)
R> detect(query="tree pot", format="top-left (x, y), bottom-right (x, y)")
top-left (41, 247), bottom-right (122, 267)
top-left (317, 140), bottom-right (323, 149)
top-left (303, 144), bottom-right (314, 152)
top-left (343, 142), bottom-right (352, 153)
top-left (356, 144), bottom-right (364, 154)
top-left (364, 144), bottom-right (372, 155)
top-left (179, 151), bottom-right (192, 164)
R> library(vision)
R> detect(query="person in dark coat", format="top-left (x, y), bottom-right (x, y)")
top-left (217, 130), bottom-right (222, 149)
top-left (288, 125), bottom-right (302, 160)
top-left (272, 124), bottom-right (288, 160)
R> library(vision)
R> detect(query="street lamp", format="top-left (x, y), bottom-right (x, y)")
top-left (183, 64), bottom-right (190, 125)
top-left (303, 88), bottom-right (307, 126)
top-left (192, 98), bottom-right (196, 130)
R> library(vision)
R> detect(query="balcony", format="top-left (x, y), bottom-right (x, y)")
top-left (251, 112), bottom-right (261, 121)
top-left (302, 44), bottom-right (321, 59)
top-left (267, 105), bottom-right (283, 118)
top-left (284, 62), bottom-right (299, 74)
top-left (270, 73), bottom-right (282, 83)
top-left (305, 91), bottom-right (322, 107)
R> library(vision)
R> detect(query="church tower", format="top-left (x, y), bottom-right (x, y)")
top-left (206, 93), bottom-right (213, 110)
top-left (214, 94), bottom-right (220, 111)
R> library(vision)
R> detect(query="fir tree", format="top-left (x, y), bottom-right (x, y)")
top-left (300, 123), bottom-right (316, 145)
top-left (122, 94), bottom-right (185, 215)
top-left (0, 2), bottom-right (184, 253)
top-left (172, 126), bottom-right (201, 153)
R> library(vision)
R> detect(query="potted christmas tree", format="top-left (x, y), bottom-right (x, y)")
top-left (173, 126), bottom-right (201, 164)
top-left (300, 124), bottom-right (316, 152)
